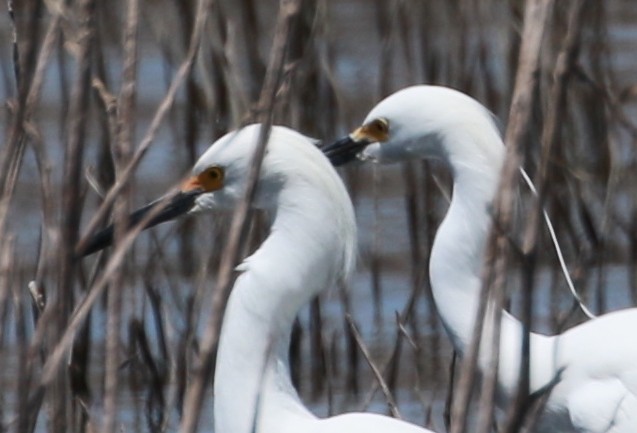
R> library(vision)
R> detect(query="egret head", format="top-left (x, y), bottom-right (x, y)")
top-left (185, 125), bottom-right (286, 213)
top-left (78, 124), bottom-right (357, 271)
top-left (323, 85), bottom-right (500, 167)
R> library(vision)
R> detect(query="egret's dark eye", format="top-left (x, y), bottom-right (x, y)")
top-left (195, 166), bottom-right (225, 191)
top-left (373, 118), bottom-right (389, 134)
top-left (209, 168), bottom-right (220, 179)
top-left (355, 118), bottom-right (389, 142)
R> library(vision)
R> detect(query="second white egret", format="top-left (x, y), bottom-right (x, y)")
top-left (324, 85), bottom-right (637, 433)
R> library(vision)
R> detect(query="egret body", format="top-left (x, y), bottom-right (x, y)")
top-left (83, 124), bottom-right (436, 433)
top-left (324, 86), bottom-right (637, 433)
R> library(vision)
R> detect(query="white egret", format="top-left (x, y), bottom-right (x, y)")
top-left (82, 124), bottom-right (436, 433)
top-left (323, 85), bottom-right (637, 433)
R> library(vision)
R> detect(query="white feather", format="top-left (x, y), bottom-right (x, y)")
top-left (191, 124), bottom-right (435, 433)
top-left (358, 85), bottom-right (637, 433)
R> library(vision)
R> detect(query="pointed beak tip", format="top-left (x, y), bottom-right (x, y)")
top-left (322, 136), bottom-right (370, 167)
top-left (77, 188), bottom-right (204, 257)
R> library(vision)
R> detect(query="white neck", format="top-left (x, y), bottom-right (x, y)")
top-left (213, 185), bottom-right (348, 433)
top-left (429, 127), bottom-right (556, 397)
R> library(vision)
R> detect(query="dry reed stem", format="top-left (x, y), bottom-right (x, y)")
top-left (309, 298), bottom-right (328, 398)
top-left (0, 237), bottom-right (14, 347)
top-left (523, 0), bottom-right (588, 255)
top-left (359, 320), bottom-right (404, 411)
top-left (359, 267), bottom-right (427, 411)
top-left (499, 3), bottom-right (590, 430)
top-left (75, 0), bottom-right (215, 255)
top-left (101, 0), bottom-right (140, 431)
top-left (339, 280), bottom-right (360, 397)
top-left (394, 312), bottom-right (432, 423)
top-left (18, 9), bottom-right (63, 298)
top-left (495, 0), bottom-right (553, 431)
top-left (449, 1), bottom-right (555, 432)
top-left (38, 187), bottom-right (199, 386)
top-left (51, 0), bottom-right (97, 429)
top-left (177, 1), bottom-right (301, 431)
top-left (346, 314), bottom-right (403, 420)
top-left (0, 0), bottom-right (42, 216)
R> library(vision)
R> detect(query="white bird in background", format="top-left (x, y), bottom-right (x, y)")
top-left (83, 124), bottom-right (436, 433)
top-left (323, 85), bottom-right (637, 433)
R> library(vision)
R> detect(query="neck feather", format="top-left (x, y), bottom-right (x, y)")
top-left (213, 184), bottom-right (353, 433)
top-left (429, 128), bottom-right (556, 397)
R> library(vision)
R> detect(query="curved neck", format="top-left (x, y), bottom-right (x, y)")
top-left (429, 129), bottom-right (555, 396)
top-left (213, 187), bottom-right (346, 433)
top-left (429, 139), bottom-right (502, 351)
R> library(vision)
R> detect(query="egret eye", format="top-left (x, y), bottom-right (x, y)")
top-left (373, 118), bottom-right (389, 134)
top-left (197, 166), bottom-right (224, 191)
top-left (358, 118), bottom-right (389, 142)
top-left (208, 166), bottom-right (222, 180)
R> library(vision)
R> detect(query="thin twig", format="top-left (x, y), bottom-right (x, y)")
top-left (101, 0), bottom-right (140, 431)
top-left (38, 187), bottom-right (195, 386)
top-left (75, 0), bottom-right (216, 255)
top-left (346, 314), bottom-right (402, 420)
top-left (496, 1), bottom-right (555, 432)
top-left (519, 167), bottom-right (595, 319)
top-left (178, 2), bottom-right (301, 432)
top-left (450, 1), bottom-right (555, 433)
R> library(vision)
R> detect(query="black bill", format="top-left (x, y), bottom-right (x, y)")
top-left (321, 135), bottom-right (371, 167)
top-left (76, 188), bottom-right (203, 257)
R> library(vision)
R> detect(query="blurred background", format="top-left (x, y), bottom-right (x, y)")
top-left (1, 0), bottom-right (637, 432)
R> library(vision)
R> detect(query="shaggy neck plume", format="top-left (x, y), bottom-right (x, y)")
top-left (213, 183), bottom-right (350, 433)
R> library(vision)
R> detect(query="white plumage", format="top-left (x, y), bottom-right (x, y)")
top-left (335, 85), bottom-right (637, 433)
top-left (188, 125), bottom-right (436, 433)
